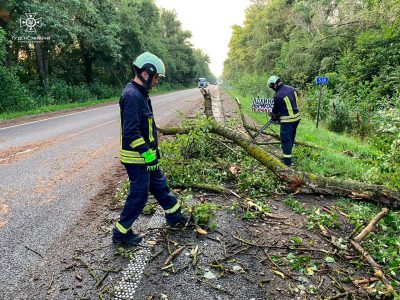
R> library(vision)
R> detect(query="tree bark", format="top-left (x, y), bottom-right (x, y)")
top-left (79, 39), bottom-right (94, 84)
top-left (34, 43), bottom-right (47, 86)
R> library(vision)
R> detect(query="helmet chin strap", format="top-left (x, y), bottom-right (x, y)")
top-left (137, 71), bottom-right (154, 92)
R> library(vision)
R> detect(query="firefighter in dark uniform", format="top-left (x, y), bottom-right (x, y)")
top-left (113, 52), bottom-right (187, 246)
top-left (268, 75), bottom-right (301, 167)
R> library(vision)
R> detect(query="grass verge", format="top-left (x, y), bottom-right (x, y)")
top-left (223, 88), bottom-right (393, 187)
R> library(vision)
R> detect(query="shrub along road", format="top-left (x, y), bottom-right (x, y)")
top-left (0, 88), bottom-right (204, 299)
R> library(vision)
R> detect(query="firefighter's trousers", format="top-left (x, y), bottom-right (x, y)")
top-left (280, 120), bottom-right (300, 166)
top-left (117, 164), bottom-right (182, 232)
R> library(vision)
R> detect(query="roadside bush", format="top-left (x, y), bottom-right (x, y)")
top-left (365, 105), bottom-right (400, 189)
top-left (44, 79), bottom-right (92, 104)
top-left (326, 96), bottom-right (353, 133)
top-left (303, 87), bottom-right (330, 121)
top-left (0, 68), bottom-right (34, 113)
top-left (0, 28), bottom-right (34, 113)
top-left (89, 81), bottom-right (119, 99)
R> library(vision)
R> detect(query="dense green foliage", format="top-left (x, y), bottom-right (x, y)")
top-left (159, 115), bottom-right (279, 197)
top-left (0, 0), bottom-right (214, 114)
top-left (224, 0), bottom-right (399, 131)
top-left (223, 0), bottom-right (399, 189)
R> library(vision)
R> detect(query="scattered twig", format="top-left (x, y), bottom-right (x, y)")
top-left (171, 182), bottom-right (232, 195)
top-left (327, 291), bottom-right (350, 300)
top-left (149, 249), bottom-right (164, 262)
top-left (24, 245), bottom-right (43, 258)
top-left (76, 257), bottom-right (99, 285)
top-left (96, 272), bottom-right (109, 288)
top-left (263, 249), bottom-right (295, 280)
top-left (232, 233), bottom-right (329, 254)
top-left (191, 245), bottom-right (199, 266)
top-left (350, 240), bottom-right (394, 293)
top-left (246, 200), bottom-right (287, 219)
top-left (352, 277), bottom-right (379, 286)
top-left (319, 224), bottom-right (329, 236)
top-left (164, 246), bottom-right (185, 266)
top-left (328, 275), bottom-right (346, 292)
top-left (197, 278), bottom-right (234, 296)
top-left (354, 208), bottom-right (389, 242)
top-left (348, 223), bottom-right (363, 239)
top-left (47, 274), bottom-right (54, 295)
top-left (349, 207), bottom-right (394, 293)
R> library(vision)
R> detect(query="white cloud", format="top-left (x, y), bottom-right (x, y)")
top-left (155, 0), bottom-right (249, 77)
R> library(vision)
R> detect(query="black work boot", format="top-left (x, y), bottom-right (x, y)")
top-left (283, 157), bottom-right (292, 167)
top-left (166, 212), bottom-right (188, 227)
top-left (166, 211), bottom-right (188, 227)
top-left (112, 228), bottom-right (143, 246)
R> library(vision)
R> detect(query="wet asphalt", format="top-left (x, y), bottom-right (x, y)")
top-left (0, 88), bottom-right (203, 298)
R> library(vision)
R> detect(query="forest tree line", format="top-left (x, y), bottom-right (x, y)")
top-left (0, 0), bottom-right (216, 113)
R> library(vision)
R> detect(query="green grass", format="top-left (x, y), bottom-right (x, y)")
top-left (225, 88), bottom-right (385, 184)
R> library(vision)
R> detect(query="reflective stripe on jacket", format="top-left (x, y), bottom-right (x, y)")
top-left (272, 84), bottom-right (301, 123)
top-left (119, 81), bottom-right (158, 164)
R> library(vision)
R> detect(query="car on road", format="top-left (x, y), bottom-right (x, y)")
top-left (198, 77), bottom-right (208, 88)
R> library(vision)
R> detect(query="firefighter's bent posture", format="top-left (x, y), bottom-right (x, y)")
top-left (113, 52), bottom-right (187, 246)
top-left (268, 75), bottom-right (301, 167)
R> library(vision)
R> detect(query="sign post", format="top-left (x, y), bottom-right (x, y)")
top-left (251, 97), bottom-right (275, 142)
top-left (315, 76), bottom-right (329, 128)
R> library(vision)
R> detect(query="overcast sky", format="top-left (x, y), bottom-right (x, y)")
top-left (155, 0), bottom-right (250, 77)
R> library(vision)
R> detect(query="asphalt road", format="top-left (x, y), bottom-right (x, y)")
top-left (0, 87), bottom-right (203, 297)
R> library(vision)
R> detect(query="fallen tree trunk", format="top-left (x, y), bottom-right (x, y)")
top-left (158, 123), bottom-right (400, 208)
top-left (157, 90), bottom-right (400, 208)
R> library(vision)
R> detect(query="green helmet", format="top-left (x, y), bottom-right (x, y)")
top-left (133, 52), bottom-right (166, 77)
top-left (267, 75), bottom-right (281, 89)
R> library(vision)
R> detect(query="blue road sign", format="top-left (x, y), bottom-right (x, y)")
top-left (315, 76), bottom-right (329, 85)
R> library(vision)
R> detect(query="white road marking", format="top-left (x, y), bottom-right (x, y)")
top-left (0, 104), bottom-right (118, 131)
top-left (65, 119), bottom-right (118, 139)
top-left (0, 147), bottom-right (40, 162)
top-left (0, 89), bottom-right (199, 132)
top-left (113, 212), bottom-right (164, 299)
top-left (0, 119), bottom-right (118, 162)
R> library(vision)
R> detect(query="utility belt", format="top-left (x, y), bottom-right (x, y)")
top-left (279, 112), bottom-right (301, 123)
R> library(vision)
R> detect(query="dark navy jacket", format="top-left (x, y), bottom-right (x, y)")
top-left (119, 81), bottom-right (158, 164)
top-left (272, 84), bottom-right (301, 123)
